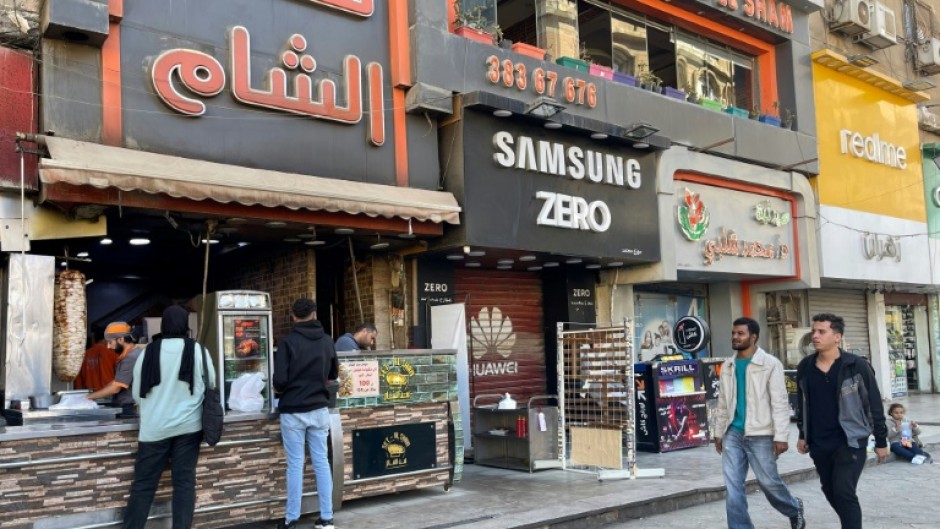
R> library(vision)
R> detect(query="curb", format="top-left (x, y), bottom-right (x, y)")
top-left (506, 441), bottom-right (940, 529)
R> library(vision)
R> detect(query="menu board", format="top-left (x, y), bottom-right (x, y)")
top-left (338, 360), bottom-right (380, 398)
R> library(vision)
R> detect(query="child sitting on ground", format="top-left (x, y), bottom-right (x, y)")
top-left (887, 403), bottom-right (932, 464)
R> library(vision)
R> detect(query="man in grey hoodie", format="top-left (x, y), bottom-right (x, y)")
top-left (796, 313), bottom-right (888, 529)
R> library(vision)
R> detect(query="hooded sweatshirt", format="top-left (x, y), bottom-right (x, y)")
top-left (274, 319), bottom-right (338, 413)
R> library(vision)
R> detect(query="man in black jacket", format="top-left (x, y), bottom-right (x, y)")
top-left (796, 313), bottom-right (888, 529)
top-left (274, 298), bottom-right (339, 529)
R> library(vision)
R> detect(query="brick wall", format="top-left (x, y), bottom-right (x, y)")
top-left (342, 255), bottom-right (408, 350)
top-left (221, 247), bottom-right (316, 340)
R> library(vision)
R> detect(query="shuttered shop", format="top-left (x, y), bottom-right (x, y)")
top-left (455, 269), bottom-right (546, 401)
top-left (808, 289), bottom-right (870, 358)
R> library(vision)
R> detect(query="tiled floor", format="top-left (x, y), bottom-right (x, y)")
top-left (229, 392), bottom-right (940, 529)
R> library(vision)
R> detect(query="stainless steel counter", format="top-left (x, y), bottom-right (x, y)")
top-left (0, 410), bottom-right (274, 441)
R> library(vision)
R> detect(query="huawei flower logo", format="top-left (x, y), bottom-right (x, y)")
top-left (470, 307), bottom-right (516, 360)
top-left (678, 188), bottom-right (710, 241)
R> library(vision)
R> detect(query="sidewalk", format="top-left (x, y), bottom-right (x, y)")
top-left (230, 393), bottom-right (940, 529)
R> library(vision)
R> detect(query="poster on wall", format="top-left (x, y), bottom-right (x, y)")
top-left (655, 394), bottom-right (708, 451)
top-left (635, 294), bottom-right (709, 361)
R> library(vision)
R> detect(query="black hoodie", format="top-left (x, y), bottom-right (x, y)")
top-left (273, 319), bottom-right (338, 413)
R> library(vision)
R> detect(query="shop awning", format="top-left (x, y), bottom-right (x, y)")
top-left (39, 137), bottom-right (461, 224)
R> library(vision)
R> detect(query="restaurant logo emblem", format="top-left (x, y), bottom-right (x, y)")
top-left (678, 189), bottom-right (710, 242)
top-left (471, 307), bottom-right (519, 377)
top-left (382, 431), bottom-right (411, 469)
top-left (380, 357), bottom-right (415, 401)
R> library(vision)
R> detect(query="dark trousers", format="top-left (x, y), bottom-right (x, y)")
top-left (890, 441), bottom-right (927, 461)
top-left (123, 431), bottom-right (202, 529)
top-left (809, 441), bottom-right (867, 529)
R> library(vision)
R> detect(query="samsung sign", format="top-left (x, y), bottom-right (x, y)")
top-left (456, 110), bottom-right (659, 261)
top-left (492, 132), bottom-right (644, 233)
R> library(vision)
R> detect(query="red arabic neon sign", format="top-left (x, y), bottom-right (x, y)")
top-left (151, 26), bottom-right (385, 146)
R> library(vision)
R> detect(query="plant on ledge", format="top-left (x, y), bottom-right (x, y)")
top-left (757, 100), bottom-right (782, 127)
top-left (781, 108), bottom-right (795, 129)
top-left (636, 62), bottom-right (661, 92)
top-left (454, 0), bottom-right (498, 46)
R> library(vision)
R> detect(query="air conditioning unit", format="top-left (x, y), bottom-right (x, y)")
top-left (829, 0), bottom-right (872, 36)
top-left (857, 2), bottom-right (897, 49)
top-left (918, 38), bottom-right (940, 75)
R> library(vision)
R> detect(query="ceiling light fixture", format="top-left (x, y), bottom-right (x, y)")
top-left (528, 266), bottom-right (543, 271)
top-left (497, 258), bottom-right (514, 265)
top-left (585, 263), bottom-right (601, 269)
top-left (201, 239), bottom-right (220, 245)
top-left (544, 121), bottom-right (563, 130)
top-left (370, 234), bottom-right (390, 250)
top-left (525, 96), bottom-right (567, 118)
top-left (543, 261), bottom-right (560, 267)
top-left (519, 255), bottom-right (537, 262)
top-left (565, 257), bottom-right (582, 264)
top-left (335, 227), bottom-right (355, 235)
top-left (590, 132), bottom-right (608, 140)
top-left (632, 142), bottom-right (650, 149)
top-left (76, 251), bottom-right (89, 258)
top-left (468, 250), bottom-right (486, 257)
top-left (493, 109), bottom-right (512, 117)
top-left (265, 221), bottom-right (287, 228)
top-left (399, 218), bottom-right (416, 239)
top-left (100, 238), bottom-right (113, 245)
top-left (129, 238), bottom-right (150, 246)
top-left (305, 240), bottom-right (326, 246)
top-left (228, 217), bottom-right (247, 224)
top-left (497, 264), bottom-right (512, 270)
top-left (608, 261), bottom-right (624, 267)
top-left (623, 122), bottom-right (659, 140)
top-left (447, 254), bottom-right (465, 260)
top-left (465, 262), bottom-right (481, 267)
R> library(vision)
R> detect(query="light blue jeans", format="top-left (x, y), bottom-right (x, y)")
top-left (722, 429), bottom-right (800, 529)
top-left (280, 408), bottom-right (333, 522)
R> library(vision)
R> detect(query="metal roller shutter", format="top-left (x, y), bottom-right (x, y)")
top-left (808, 289), bottom-right (870, 358)
top-left (456, 269), bottom-right (546, 402)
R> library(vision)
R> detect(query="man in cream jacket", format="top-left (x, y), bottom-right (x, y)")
top-left (714, 317), bottom-right (805, 529)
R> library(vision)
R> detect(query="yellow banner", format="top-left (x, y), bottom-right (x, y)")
top-left (812, 63), bottom-right (924, 222)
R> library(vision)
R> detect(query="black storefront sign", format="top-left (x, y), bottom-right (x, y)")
top-left (673, 316), bottom-right (710, 353)
top-left (411, 258), bottom-right (456, 348)
top-left (352, 422), bottom-right (437, 479)
top-left (456, 110), bottom-right (660, 261)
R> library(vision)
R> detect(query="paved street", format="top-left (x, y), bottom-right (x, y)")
top-left (606, 458), bottom-right (940, 529)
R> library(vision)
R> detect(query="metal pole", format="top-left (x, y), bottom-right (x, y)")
top-left (348, 238), bottom-right (364, 323)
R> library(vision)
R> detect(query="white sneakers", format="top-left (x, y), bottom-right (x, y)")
top-left (911, 454), bottom-right (927, 465)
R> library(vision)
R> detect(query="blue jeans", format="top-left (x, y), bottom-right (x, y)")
top-left (890, 441), bottom-right (927, 461)
top-left (280, 408), bottom-right (333, 522)
top-left (722, 429), bottom-right (801, 529)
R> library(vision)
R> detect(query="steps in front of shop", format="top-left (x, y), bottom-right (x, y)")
top-left (462, 441), bottom-right (940, 529)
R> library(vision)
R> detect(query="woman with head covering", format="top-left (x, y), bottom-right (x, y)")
top-left (124, 305), bottom-right (216, 529)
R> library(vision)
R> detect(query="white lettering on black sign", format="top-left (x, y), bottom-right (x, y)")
top-left (423, 282), bottom-right (449, 293)
top-left (659, 363), bottom-right (696, 377)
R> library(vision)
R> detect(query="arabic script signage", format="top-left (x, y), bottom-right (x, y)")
top-left (674, 182), bottom-right (796, 276)
top-left (151, 26), bottom-right (385, 147)
top-left (861, 232), bottom-right (902, 262)
top-left (711, 0), bottom-right (794, 34)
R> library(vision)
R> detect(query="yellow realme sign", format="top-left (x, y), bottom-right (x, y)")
top-left (812, 63), bottom-right (924, 222)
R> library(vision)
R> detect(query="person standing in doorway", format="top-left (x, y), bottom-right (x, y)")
top-left (334, 322), bottom-right (377, 352)
top-left (714, 317), bottom-right (805, 529)
top-left (125, 306), bottom-right (215, 529)
top-left (796, 313), bottom-right (888, 529)
top-left (274, 298), bottom-right (339, 529)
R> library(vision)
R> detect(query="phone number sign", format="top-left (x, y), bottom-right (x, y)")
top-left (485, 56), bottom-right (598, 108)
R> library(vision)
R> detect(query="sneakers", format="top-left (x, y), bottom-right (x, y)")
top-left (276, 520), bottom-right (297, 529)
top-left (912, 454), bottom-right (927, 465)
top-left (315, 519), bottom-right (335, 529)
top-left (790, 497), bottom-right (806, 529)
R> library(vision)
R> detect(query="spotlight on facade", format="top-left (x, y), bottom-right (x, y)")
top-left (903, 78), bottom-right (937, 91)
top-left (622, 122), bottom-right (659, 140)
top-left (525, 97), bottom-right (567, 118)
top-left (847, 54), bottom-right (878, 67)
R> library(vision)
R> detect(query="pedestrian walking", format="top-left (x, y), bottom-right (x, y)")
top-left (796, 312), bottom-right (888, 529)
top-left (124, 305), bottom-right (215, 529)
top-left (274, 298), bottom-right (339, 529)
top-left (714, 317), bottom-right (806, 529)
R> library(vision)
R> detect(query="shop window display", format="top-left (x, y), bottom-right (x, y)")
top-left (885, 305), bottom-right (916, 398)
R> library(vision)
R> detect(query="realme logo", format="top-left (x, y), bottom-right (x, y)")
top-left (839, 129), bottom-right (907, 169)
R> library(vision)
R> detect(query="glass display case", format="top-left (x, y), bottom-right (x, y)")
top-left (195, 291), bottom-right (274, 413)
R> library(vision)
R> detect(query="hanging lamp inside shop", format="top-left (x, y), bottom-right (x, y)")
top-left (370, 234), bottom-right (389, 250)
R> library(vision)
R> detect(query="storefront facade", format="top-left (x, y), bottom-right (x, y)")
top-left (811, 49), bottom-right (933, 395)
